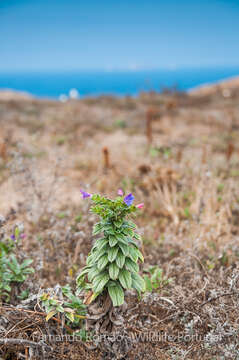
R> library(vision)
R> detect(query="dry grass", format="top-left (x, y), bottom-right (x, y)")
top-left (0, 90), bottom-right (239, 359)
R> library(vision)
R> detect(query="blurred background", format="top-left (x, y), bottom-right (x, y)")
top-left (1, 0), bottom-right (239, 98)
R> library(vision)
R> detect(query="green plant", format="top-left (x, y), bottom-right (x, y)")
top-left (76, 190), bottom-right (145, 306)
top-left (143, 266), bottom-right (172, 292)
top-left (55, 136), bottom-right (66, 146)
top-left (184, 207), bottom-right (191, 218)
top-left (0, 227), bottom-right (34, 301)
top-left (217, 183), bottom-right (224, 193)
top-left (4, 255), bottom-right (34, 282)
top-left (74, 214), bottom-right (82, 223)
top-left (40, 285), bottom-right (86, 324)
top-left (56, 212), bottom-right (67, 219)
top-left (17, 289), bottom-right (30, 300)
top-left (74, 328), bottom-right (92, 342)
top-left (114, 119), bottom-right (127, 129)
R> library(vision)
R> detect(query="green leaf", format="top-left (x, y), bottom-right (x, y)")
top-left (0, 242), bottom-right (10, 254)
top-left (123, 228), bottom-right (134, 237)
top-left (125, 220), bottom-right (136, 229)
top-left (151, 268), bottom-right (163, 283)
top-left (91, 194), bottom-right (101, 201)
top-left (87, 266), bottom-right (101, 282)
top-left (136, 249), bottom-right (144, 262)
top-left (7, 255), bottom-right (21, 275)
top-left (97, 255), bottom-right (109, 271)
top-left (119, 269), bottom-right (132, 289)
top-left (108, 282), bottom-right (124, 306)
top-left (131, 273), bottom-right (145, 292)
top-left (144, 275), bottom-right (153, 292)
top-left (128, 246), bottom-right (138, 263)
top-left (109, 235), bottom-right (118, 247)
top-left (22, 267), bottom-right (34, 274)
top-left (56, 305), bottom-right (65, 313)
top-left (114, 220), bottom-right (122, 228)
top-left (103, 226), bottom-right (115, 235)
top-left (91, 246), bottom-right (108, 263)
top-left (118, 242), bottom-right (129, 256)
top-left (84, 283), bottom-right (93, 291)
top-left (108, 246), bottom-right (118, 262)
top-left (92, 238), bottom-right (108, 251)
top-left (86, 254), bottom-right (94, 266)
top-left (3, 284), bottom-right (11, 292)
top-left (128, 238), bottom-right (139, 247)
top-left (14, 227), bottom-right (20, 239)
top-left (109, 262), bottom-right (120, 280)
top-left (20, 259), bottom-right (33, 268)
top-left (49, 299), bottom-right (58, 306)
top-left (17, 290), bottom-right (29, 300)
top-left (116, 251), bottom-right (125, 268)
top-left (92, 272), bottom-right (110, 293)
top-left (133, 233), bottom-right (141, 241)
top-left (61, 284), bottom-right (72, 296)
top-left (76, 266), bottom-right (90, 283)
top-left (116, 234), bottom-right (128, 244)
top-left (92, 223), bottom-right (103, 235)
top-left (125, 257), bottom-right (139, 273)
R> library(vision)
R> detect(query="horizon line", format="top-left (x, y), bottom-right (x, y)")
top-left (1, 65), bottom-right (239, 74)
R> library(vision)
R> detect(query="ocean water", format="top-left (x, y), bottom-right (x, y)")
top-left (0, 67), bottom-right (239, 99)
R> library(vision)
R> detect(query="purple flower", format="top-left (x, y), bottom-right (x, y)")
top-left (80, 190), bottom-right (92, 199)
top-left (124, 193), bottom-right (134, 206)
top-left (118, 189), bottom-right (124, 196)
top-left (20, 233), bottom-right (26, 239)
top-left (10, 234), bottom-right (15, 241)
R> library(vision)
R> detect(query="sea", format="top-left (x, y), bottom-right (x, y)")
top-left (0, 67), bottom-right (239, 99)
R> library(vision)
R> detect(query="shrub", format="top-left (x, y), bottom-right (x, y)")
top-left (40, 285), bottom-right (86, 324)
top-left (76, 190), bottom-right (145, 306)
top-left (0, 226), bottom-right (34, 302)
top-left (143, 266), bottom-right (173, 292)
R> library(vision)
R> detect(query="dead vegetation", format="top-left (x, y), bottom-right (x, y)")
top-left (0, 88), bottom-right (239, 359)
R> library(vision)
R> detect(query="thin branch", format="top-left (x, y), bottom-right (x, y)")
top-left (0, 337), bottom-right (51, 349)
top-left (0, 306), bottom-right (81, 334)
top-left (200, 292), bottom-right (239, 307)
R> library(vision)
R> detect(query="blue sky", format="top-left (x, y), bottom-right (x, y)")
top-left (0, 0), bottom-right (239, 71)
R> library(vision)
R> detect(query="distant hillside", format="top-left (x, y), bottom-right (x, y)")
top-left (189, 76), bottom-right (239, 96)
top-left (0, 89), bottom-right (33, 101)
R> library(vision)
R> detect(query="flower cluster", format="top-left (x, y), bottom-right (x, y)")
top-left (81, 188), bottom-right (144, 209)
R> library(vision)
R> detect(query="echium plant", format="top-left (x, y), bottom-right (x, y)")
top-left (76, 189), bottom-right (145, 307)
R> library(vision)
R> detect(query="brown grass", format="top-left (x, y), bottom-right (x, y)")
top-left (0, 89), bottom-right (239, 359)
